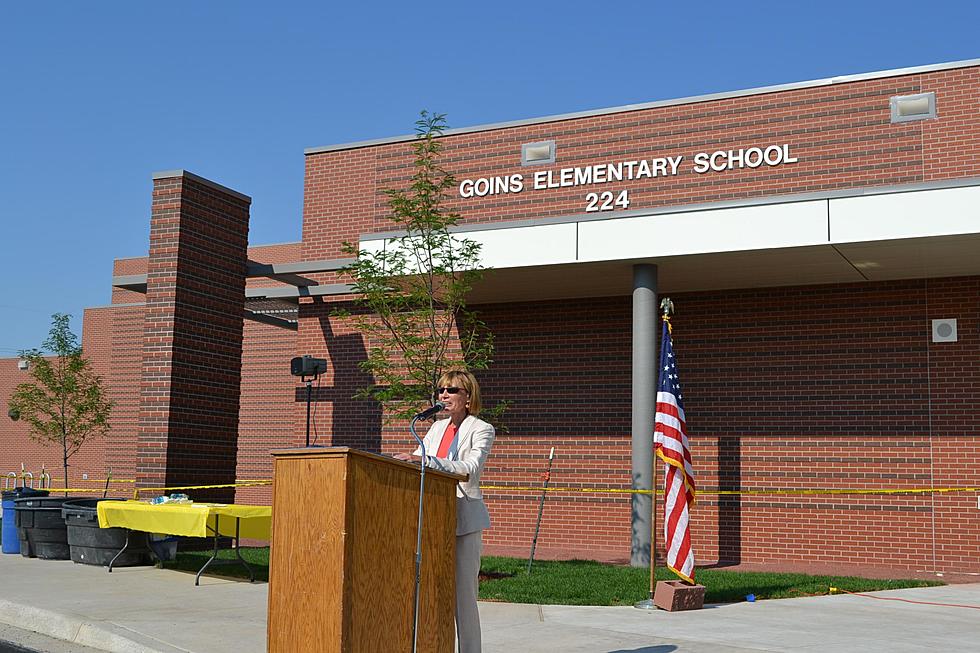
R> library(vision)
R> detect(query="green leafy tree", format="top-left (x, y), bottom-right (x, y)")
top-left (338, 112), bottom-right (507, 424)
top-left (9, 314), bottom-right (112, 495)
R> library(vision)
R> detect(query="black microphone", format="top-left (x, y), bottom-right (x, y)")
top-left (414, 402), bottom-right (445, 420)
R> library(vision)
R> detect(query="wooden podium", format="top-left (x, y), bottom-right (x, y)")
top-left (267, 447), bottom-right (463, 652)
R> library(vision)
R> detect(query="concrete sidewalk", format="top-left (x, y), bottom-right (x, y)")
top-left (1, 554), bottom-right (978, 652)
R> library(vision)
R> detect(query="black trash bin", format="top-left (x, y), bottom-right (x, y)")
top-left (14, 496), bottom-right (90, 559)
top-left (2, 487), bottom-right (49, 554)
top-left (61, 498), bottom-right (153, 567)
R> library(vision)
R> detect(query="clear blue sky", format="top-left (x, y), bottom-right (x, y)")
top-left (0, 1), bottom-right (977, 354)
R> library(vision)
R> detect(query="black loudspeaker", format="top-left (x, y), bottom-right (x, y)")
top-left (290, 355), bottom-right (327, 377)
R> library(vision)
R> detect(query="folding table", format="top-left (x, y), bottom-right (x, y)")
top-left (97, 500), bottom-right (271, 585)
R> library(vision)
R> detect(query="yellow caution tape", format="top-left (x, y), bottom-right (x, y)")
top-left (7, 481), bottom-right (272, 498)
top-left (5, 477), bottom-right (135, 485)
top-left (38, 478), bottom-right (973, 501)
top-left (132, 481), bottom-right (272, 499)
top-left (480, 485), bottom-right (980, 496)
top-left (19, 488), bottom-right (133, 494)
top-left (483, 486), bottom-right (655, 495)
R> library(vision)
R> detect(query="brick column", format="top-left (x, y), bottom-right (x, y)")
top-left (136, 170), bottom-right (251, 502)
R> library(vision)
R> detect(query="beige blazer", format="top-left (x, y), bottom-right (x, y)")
top-left (414, 414), bottom-right (495, 536)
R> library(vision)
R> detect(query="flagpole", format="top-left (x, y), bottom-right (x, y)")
top-left (636, 298), bottom-right (673, 610)
top-left (635, 450), bottom-right (658, 607)
top-left (651, 450), bottom-right (658, 595)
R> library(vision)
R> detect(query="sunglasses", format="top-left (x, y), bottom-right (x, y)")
top-left (437, 386), bottom-right (464, 395)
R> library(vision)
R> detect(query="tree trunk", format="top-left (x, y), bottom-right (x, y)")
top-left (63, 437), bottom-right (69, 498)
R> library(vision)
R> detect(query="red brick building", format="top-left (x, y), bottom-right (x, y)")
top-left (3, 58), bottom-right (979, 575)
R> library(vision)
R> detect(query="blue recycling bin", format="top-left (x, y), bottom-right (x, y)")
top-left (2, 487), bottom-right (49, 554)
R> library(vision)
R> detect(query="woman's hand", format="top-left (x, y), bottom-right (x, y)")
top-left (393, 452), bottom-right (422, 463)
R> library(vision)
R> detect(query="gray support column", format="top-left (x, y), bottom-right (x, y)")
top-left (630, 264), bottom-right (658, 567)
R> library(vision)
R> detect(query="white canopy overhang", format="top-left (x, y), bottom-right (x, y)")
top-left (359, 178), bottom-right (980, 303)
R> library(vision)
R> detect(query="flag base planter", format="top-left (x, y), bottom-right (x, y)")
top-left (654, 580), bottom-right (705, 611)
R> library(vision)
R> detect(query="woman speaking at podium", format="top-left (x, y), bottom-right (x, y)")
top-left (394, 370), bottom-right (495, 653)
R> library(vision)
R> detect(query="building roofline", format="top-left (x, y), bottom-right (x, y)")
top-left (305, 58), bottom-right (980, 156)
top-left (86, 302), bottom-right (146, 310)
top-left (151, 170), bottom-right (252, 203)
top-left (114, 241), bottom-right (303, 265)
top-left (247, 240), bottom-right (303, 249)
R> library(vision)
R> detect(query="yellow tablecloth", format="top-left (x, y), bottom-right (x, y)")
top-left (97, 500), bottom-right (271, 540)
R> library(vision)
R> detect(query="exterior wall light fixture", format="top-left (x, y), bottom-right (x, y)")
top-left (521, 140), bottom-right (556, 166)
top-left (890, 92), bottom-right (936, 123)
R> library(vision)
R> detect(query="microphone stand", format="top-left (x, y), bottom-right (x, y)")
top-left (408, 412), bottom-right (427, 653)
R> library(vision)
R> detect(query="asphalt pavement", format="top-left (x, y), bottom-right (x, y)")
top-left (1, 554), bottom-right (978, 652)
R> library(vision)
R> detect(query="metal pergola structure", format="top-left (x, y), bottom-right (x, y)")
top-left (111, 257), bottom-right (357, 332)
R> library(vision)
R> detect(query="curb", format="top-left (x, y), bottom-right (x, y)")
top-left (0, 599), bottom-right (187, 653)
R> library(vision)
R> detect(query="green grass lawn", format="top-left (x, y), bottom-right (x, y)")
top-left (162, 546), bottom-right (271, 582)
top-left (479, 556), bottom-right (942, 605)
top-left (162, 548), bottom-right (941, 605)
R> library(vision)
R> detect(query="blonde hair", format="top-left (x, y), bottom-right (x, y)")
top-left (437, 370), bottom-right (482, 416)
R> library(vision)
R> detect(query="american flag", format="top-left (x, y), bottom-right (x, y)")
top-left (654, 318), bottom-right (697, 583)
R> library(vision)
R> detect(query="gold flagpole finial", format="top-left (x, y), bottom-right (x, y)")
top-left (660, 297), bottom-right (674, 321)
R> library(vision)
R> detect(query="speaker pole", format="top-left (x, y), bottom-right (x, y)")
top-left (305, 377), bottom-right (313, 447)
